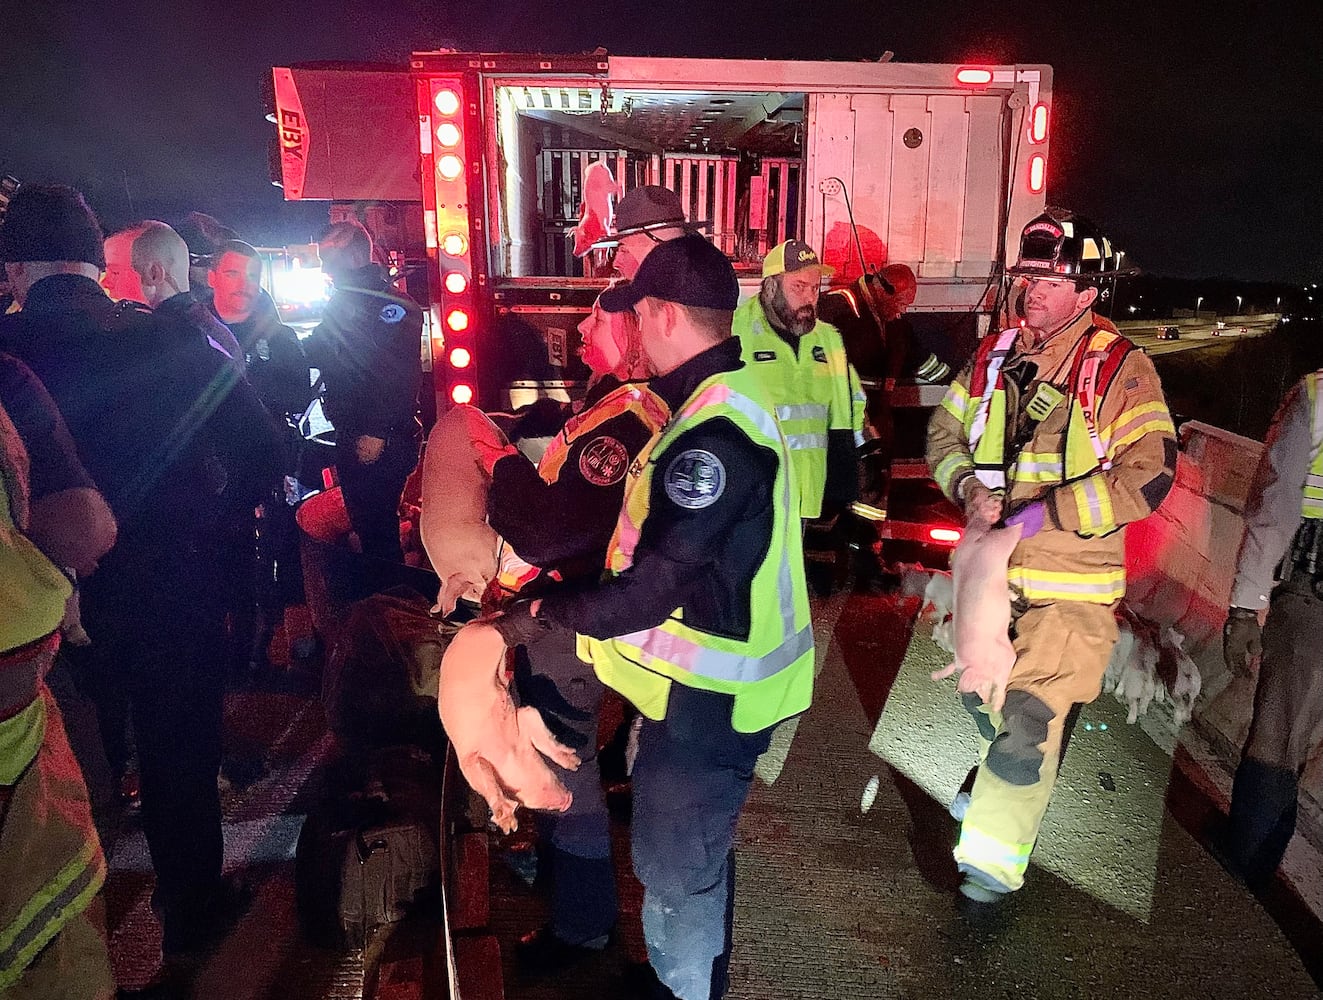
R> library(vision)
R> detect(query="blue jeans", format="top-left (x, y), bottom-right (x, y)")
top-left (516, 625), bottom-right (617, 943)
top-left (631, 686), bottom-right (774, 1000)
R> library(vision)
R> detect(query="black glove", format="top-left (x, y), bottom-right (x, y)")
top-left (1223, 607), bottom-right (1263, 677)
top-left (489, 600), bottom-right (553, 649)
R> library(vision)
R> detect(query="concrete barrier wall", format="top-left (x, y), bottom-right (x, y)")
top-left (1124, 421), bottom-right (1323, 802)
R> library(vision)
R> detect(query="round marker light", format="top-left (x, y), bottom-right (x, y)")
top-left (436, 122), bottom-right (461, 148)
top-left (433, 89), bottom-right (460, 116)
top-left (444, 271), bottom-right (468, 294)
top-left (438, 154), bottom-right (463, 180)
top-left (446, 309), bottom-right (470, 332)
top-left (442, 232), bottom-right (468, 257)
top-left (449, 347), bottom-right (472, 369)
top-left (451, 383), bottom-right (474, 405)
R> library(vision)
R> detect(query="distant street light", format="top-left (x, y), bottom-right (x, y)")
top-left (1196, 295), bottom-right (1204, 314)
top-left (1128, 305), bottom-right (1138, 314)
top-left (1236, 295), bottom-right (1243, 315)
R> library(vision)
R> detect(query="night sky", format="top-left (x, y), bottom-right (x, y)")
top-left (3, 1), bottom-right (1320, 282)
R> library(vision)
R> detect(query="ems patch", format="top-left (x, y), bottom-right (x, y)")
top-left (753, 350), bottom-right (778, 362)
top-left (379, 303), bottom-right (407, 324)
top-left (579, 435), bottom-right (630, 487)
top-left (812, 345), bottom-right (828, 363)
top-left (664, 449), bottom-right (726, 510)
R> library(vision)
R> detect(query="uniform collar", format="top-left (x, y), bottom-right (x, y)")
top-left (20, 274), bottom-right (109, 315)
top-left (1013, 309), bottom-right (1097, 364)
top-left (651, 338), bottom-right (742, 411)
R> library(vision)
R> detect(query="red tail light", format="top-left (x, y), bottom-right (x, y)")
top-left (433, 89), bottom-right (460, 115)
top-left (446, 308), bottom-right (470, 332)
top-left (955, 67), bottom-right (994, 86)
top-left (442, 232), bottom-right (468, 257)
top-left (437, 154), bottom-right (463, 181)
top-left (449, 347), bottom-right (472, 369)
top-left (929, 527), bottom-right (963, 544)
top-left (1028, 103), bottom-right (1049, 143)
top-left (1028, 153), bottom-right (1046, 193)
top-left (435, 122), bottom-right (461, 148)
top-left (444, 272), bottom-right (468, 294)
top-left (451, 383), bottom-right (474, 405)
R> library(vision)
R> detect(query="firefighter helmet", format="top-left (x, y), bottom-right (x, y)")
top-left (1007, 207), bottom-right (1130, 282)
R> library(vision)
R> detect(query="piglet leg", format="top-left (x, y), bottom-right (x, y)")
top-left (461, 752), bottom-right (521, 834)
top-left (517, 705), bottom-right (582, 771)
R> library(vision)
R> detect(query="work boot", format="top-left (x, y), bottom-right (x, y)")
top-left (160, 877), bottom-right (253, 958)
top-left (622, 961), bottom-right (681, 1000)
top-left (515, 924), bottom-right (611, 976)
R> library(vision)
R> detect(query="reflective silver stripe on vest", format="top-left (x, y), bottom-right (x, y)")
top-left (786, 432), bottom-right (830, 451)
top-left (776, 403), bottom-right (829, 423)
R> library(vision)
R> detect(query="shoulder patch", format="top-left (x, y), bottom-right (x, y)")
top-left (753, 350), bottom-right (777, 362)
top-left (663, 448), bottom-right (726, 510)
top-left (578, 435), bottom-right (630, 486)
top-left (812, 345), bottom-right (828, 363)
top-left (379, 303), bottom-right (407, 324)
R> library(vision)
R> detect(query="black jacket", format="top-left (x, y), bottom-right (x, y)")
top-left (211, 289), bottom-right (311, 419)
top-left (0, 275), bottom-right (281, 557)
top-left (487, 375), bottom-right (660, 585)
top-left (540, 339), bottom-right (778, 642)
top-left (302, 265), bottom-right (422, 440)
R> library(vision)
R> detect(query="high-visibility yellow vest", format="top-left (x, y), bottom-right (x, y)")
top-left (953, 326), bottom-right (1138, 604)
top-left (495, 383), bottom-right (671, 594)
top-left (1302, 372), bottom-right (1323, 519)
top-left (578, 364), bottom-right (815, 733)
top-left (734, 297), bottom-right (865, 519)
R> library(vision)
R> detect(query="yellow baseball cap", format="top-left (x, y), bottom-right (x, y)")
top-left (762, 239), bottom-right (835, 280)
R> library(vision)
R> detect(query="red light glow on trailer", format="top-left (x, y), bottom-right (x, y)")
top-left (438, 154), bottom-right (463, 180)
top-left (446, 309), bottom-right (470, 332)
top-left (1028, 153), bottom-right (1046, 193)
top-left (433, 89), bottom-right (460, 116)
top-left (436, 122), bottom-right (461, 148)
top-left (451, 383), bottom-right (474, 405)
top-left (444, 272), bottom-right (468, 294)
top-left (441, 232), bottom-right (468, 257)
top-left (1029, 103), bottom-right (1049, 143)
top-left (449, 347), bottom-right (472, 369)
top-left (955, 67), bottom-right (994, 86)
top-left (929, 527), bottom-right (963, 544)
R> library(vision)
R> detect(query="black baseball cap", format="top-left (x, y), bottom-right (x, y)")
top-left (598, 233), bottom-right (739, 313)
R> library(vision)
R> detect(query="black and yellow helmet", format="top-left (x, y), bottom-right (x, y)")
top-left (1007, 207), bottom-right (1131, 282)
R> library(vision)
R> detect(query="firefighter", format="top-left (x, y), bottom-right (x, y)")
top-left (493, 234), bottom-right (814, 1000)
top-left (733, 240), bottom-right (865, 523)
top-left (1219, 371), bottom-right (1323, 891)
top-left (480, 283), bottom-right (670, 973)
top-left (926, 208), bottom-right (1177, 904)
top-left (0, 358), bottom-right (117, 998)
top-left (303, 220), bottom-right (422, 564)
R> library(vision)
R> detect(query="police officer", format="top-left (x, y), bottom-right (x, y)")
top-left (303, 220), bottom-right (422, 564)
top-left (0, 185), bottom-right (280, 960)
top-left (483, 285), bottom-right (670, 973)
top-left (594, 185), bottom-right (710, 280)
top-left (494, 234), bottom-right (814, 1000)
top-left (733, 239), bottom-right (865, 522)
top-left (926, 208), bottom-right (1177, 905)
top-left (1220, 371), bottom-right (1323, 890)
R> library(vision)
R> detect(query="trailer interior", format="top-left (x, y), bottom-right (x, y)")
top-left (489, 83), bottom-right (808, 279)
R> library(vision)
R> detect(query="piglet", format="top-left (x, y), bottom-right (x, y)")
top-left (931, 522), bottom-right (1023, 712)
top-left (571, 160), bottom-right (621, 258)
top-left (419, 405), bottom-right (508, 615)
top-left (437, 621), bottom-right (580, 833)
